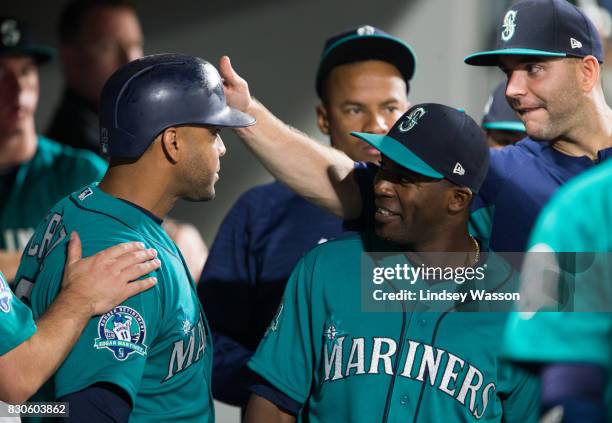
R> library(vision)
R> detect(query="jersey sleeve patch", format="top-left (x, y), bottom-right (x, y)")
top-left (94, 306), bottom-right (148, 361)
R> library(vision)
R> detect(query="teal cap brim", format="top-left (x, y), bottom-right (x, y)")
top-left (351, 132), bottom-right (443, 179)
top-left (464, 48), bottom-right (566, 66)
top-left (483, 121), bottom-right (526, 132)
top-left (0, 45), bottom-right (56, 64)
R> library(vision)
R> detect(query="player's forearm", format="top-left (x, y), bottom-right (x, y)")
top-left (235, 99), bottom-right (362, 219)
top-left (244, 394), bottom-right (296, 423)
top-left (0, 290), bottom-right (92, 403)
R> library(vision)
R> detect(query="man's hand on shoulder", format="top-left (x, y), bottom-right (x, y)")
top-left (61, 232), bottom-right (160, 316)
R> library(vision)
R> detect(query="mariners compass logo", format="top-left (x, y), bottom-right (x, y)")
top-left (323, 315), bottom-right (348, 347)
top-left (398, 107), bottom-right (427, 132)
top-left (357, 25), bottom-right (376, 36)
top-left (1, 20), bottom-right (20, 47)
top-left (501, 10), bottom-right (517, 42)
top-left (94, 306), bottom-right (148, 360)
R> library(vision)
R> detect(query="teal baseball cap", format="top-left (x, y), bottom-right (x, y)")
top-left (315, 25), bottom-right (416, 97)
top-left (0, 17), bottom-right (55, 64)
top-left (351, 103), bottom-right (490, 193)
top-left (465, 0), bottom-right (603, 66)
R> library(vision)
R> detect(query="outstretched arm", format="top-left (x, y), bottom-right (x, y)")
top-left (0, 232), bottom-right (159, 403)
top-left (220, 56), bottom-right (363, 220)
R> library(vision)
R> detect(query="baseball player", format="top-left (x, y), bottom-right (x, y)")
top-left (0, 16), bottom-right (107, 283)
top-left (198, 25), bottom-right (414, 408)
top-left (14, 53), bottom-right (255, 422)
top-left (46, 1), bottom-right (208, 281)
top-left (1, 232), bottom-right (159, 404)
top-left (481, 82), bottom-right (526, 148)
top-left (244, 104), bottom-right (539, 422)
top-left (501, 158), bottom-right (612, 422)
top-left (220, 0), bottom-right (612, 254)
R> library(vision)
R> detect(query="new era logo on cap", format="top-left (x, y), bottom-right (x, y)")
top-left (570, 38), bottom-right (582, 49)
top-left (453, 163), bottom-right (465, 175)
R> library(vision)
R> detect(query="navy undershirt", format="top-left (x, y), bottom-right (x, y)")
top-left (59, 383), bottom-right (131, 422)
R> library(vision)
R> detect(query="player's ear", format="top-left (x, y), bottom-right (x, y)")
top-left (160, 127), bottom-right (180, 164)
top-left (577, 55), bottom-right (600, 92)
top-left (316, 103), bottom-right (330, 135)
top-left (447, 185), bottom-right (472, 214)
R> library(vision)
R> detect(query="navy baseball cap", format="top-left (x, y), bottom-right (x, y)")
top-left (0, 17), bottom-right (55, 64)
top-left (465, 0), bottom-right (603, 66)
top-left (351, 103), bottom-right (490, 193)
top-left (315, 25), bottom-right (416, 98)
top-left (482, 82), bottom-right (526, 132)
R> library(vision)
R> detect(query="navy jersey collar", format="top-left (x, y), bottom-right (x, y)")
top-left (521, 138), bottom-right (612, 167)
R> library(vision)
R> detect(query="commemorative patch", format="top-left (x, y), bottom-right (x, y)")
top-left (94, 306), bottom-right (148, 360)
top-left (0, 272), bottom-right (12, 313)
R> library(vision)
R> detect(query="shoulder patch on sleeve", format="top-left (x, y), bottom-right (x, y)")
top-left (94, 306), bottom-right (148, 360)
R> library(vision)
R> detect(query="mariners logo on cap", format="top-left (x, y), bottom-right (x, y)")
top-left (501, 10), bottom-right (517, 42)
top-left (399, 107), bottom-right (427, 132)
top-left (94, 306), bottom-right (148, 361)
top-left (0, 272), bottom-right (12, 313)
top-left (1, 19), bottom-right (20, 47)
top-left (357, 25), bottom-right (376, 36)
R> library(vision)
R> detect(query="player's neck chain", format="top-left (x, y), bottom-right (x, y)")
top-left (470, 235), bottom-right (480, 267)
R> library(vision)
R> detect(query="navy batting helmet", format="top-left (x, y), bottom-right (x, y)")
top-left (99, 53), bottom-right (255, 158)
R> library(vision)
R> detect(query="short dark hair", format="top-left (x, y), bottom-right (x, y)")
top-left (319, 57), bottom-right (410, 105)
top-left (58, 0), bottom-right (135, 43)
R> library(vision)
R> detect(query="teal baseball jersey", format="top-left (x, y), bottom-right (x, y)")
top-left (502, 159), bottom-right (612, 418)
top-left (1, 136), bottom-right (106, 252)
top-left (248, 233), bottom-right (539, 422)
top-left (0, 270), bottom-right (36, 356)
top-left (13, 184), bottom-right (214, 422)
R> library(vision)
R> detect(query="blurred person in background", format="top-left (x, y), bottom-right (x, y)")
top-left (481, 82), bottom-right (526, 148)
top-left (0, 16), bottom-right (106, 283)
top-left (47, 0), bottom-right (143, 153)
